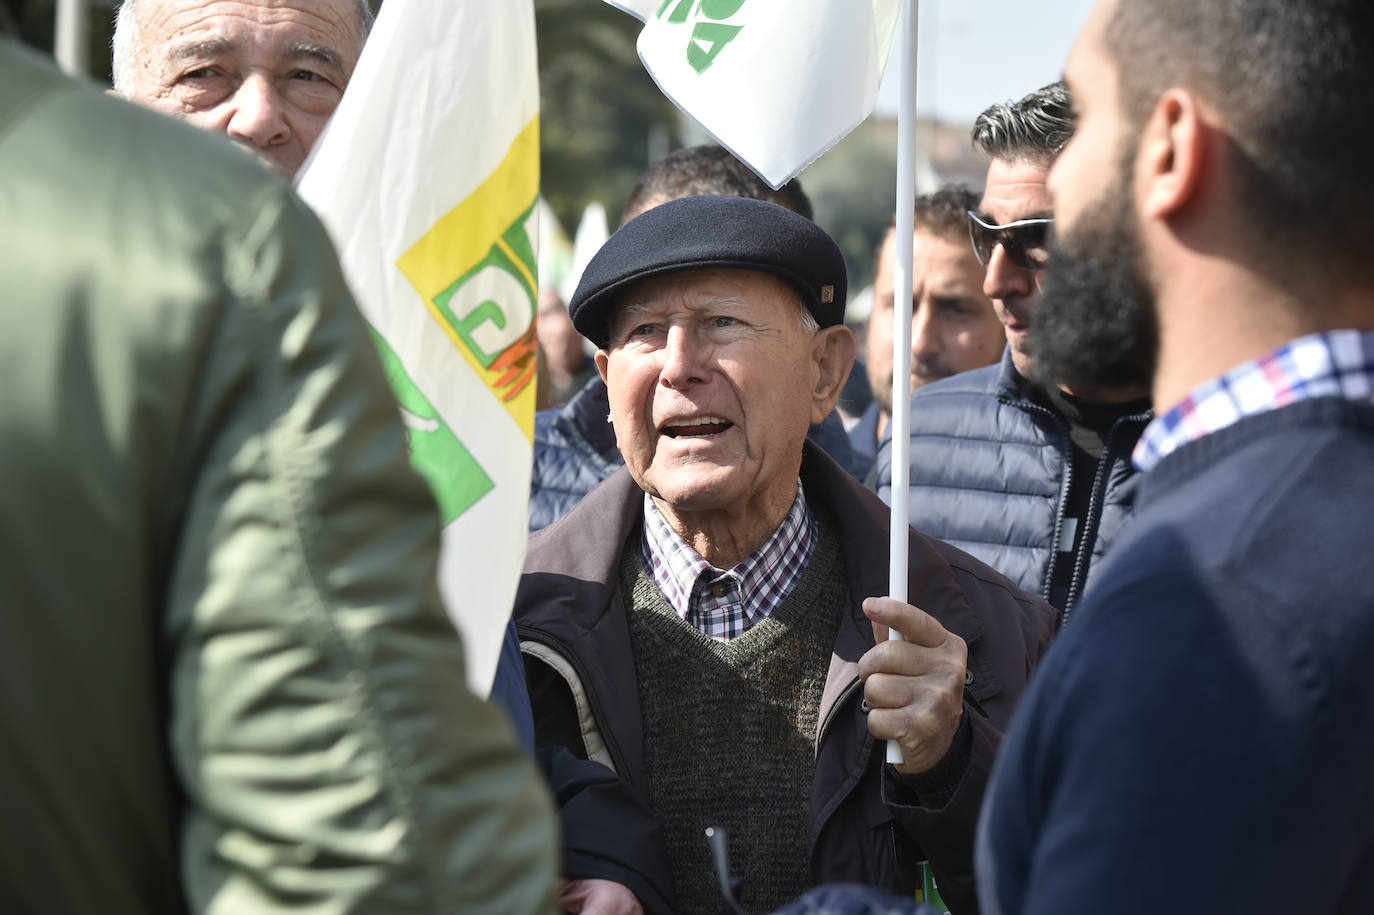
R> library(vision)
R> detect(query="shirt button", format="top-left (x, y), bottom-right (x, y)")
top-left (711, 582), bottom-right (734, 598)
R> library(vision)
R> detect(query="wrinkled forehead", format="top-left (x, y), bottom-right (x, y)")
top-left (608, 267), bottom-right (804, 333)
top-left (136, 0), bottom-right (365, 56)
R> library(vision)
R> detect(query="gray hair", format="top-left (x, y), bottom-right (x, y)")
top-left (111, 0), bottom-right (376, 96)
top-left (970, 81), bottom-right (1075, 167)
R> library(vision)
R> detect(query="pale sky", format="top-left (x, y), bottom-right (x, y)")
top-left (874, 0), bottom-right (1097, 124)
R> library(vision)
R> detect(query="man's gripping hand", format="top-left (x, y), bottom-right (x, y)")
top-left (559, 878), bottom-right (644, 915)
top-left (858, 597), bottom-right (968, 775)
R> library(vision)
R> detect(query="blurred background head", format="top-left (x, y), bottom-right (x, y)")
top-left (866, 186), bottom-right (1001, 430)
top-left (619, 143), bottom-right (812, 226)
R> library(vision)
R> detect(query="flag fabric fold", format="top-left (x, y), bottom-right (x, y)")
top-left (297, 2), bottom-right (541, 696)
top-left (604, 0), bottom-right (901, 188)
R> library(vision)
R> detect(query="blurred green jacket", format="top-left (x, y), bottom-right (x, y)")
top-left (0, 40), bottom-right (557, 915)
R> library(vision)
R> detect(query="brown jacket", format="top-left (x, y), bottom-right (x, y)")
top-left (515, 443), bottom-right (1057, 913)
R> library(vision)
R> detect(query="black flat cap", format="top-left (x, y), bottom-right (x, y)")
top-left (569, 195), bottom-right (848, 348)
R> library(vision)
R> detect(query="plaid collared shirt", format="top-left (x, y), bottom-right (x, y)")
top-left (1134, 329), bottom-right (1374, 472)
top-left (641, 483), bottom-right (818, 641)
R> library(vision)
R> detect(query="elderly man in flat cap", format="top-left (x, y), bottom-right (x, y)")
top-left (514, 196), bottom-right (1057, 915)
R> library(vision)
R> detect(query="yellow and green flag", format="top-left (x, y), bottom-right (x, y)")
top-left (297, 1), bottom-right (540, 695)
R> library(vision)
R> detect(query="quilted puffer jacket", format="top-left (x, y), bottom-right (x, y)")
top-left (874, 349), bottom-right (1150, 620)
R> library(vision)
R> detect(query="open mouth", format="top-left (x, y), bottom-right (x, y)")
top-left (661, 416), bottom-right (734, 438)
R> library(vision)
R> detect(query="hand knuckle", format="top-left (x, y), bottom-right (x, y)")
top-left (911, 709), bottom-right (940, 736)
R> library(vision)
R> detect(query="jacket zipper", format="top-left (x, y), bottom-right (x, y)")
top-left (816, 677), bottom-right (864, 751)
top-left (1001, 395), bottom-right (1075, 610)
top-left (1060, 411), bottom-right (1152, 625)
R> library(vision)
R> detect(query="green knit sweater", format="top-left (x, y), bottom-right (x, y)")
top-left (621, 519), bottom-right (847, 914)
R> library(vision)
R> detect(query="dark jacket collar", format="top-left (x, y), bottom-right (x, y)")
top-left (849, 401), bottom-right (883, 465)
top-left (522, 440), bottom-right (985, 692)
top-left (994, 346), bottom-right (1036, 402)
top-left (551, 375), bottom-right (621, 470)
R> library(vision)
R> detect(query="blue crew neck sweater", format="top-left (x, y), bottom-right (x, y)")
top-left (978, 396), bottom-right (1374, 914)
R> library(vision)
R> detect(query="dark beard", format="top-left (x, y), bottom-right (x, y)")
top-left (1030, 186), bottom-right (1159, 394)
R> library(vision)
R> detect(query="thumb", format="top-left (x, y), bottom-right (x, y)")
top-left (864, 597), bottom-right (891, 643)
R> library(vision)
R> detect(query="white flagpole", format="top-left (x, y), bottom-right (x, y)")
top-left (887, 0), bottom-right (919, 767)
top-left (54, 0), bottom-right (90, 76)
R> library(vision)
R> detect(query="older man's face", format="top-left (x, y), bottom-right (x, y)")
top-left (126, 0), bottom-right (363, 176)
top-left (595, 268), bottom-right (830, 520)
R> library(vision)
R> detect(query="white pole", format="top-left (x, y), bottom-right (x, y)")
top-left (886, 0), bottom-right (919, 767)
top-left (54, 0), bottom-right (90, 77)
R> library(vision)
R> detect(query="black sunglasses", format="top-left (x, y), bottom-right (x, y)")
top-left (967, 210), bottom-right (1054, 271)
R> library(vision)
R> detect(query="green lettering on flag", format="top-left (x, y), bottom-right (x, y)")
top-left (658, 0), bottom-right (693, 21)
top-left (430, 214), bottom-right (537, 373)
top-left (701, 0), bottom-right (745, 17)
top-left (656, 0), bottom-right (748, 73)
top-left (687, 22), bottom-right (743, 73)
top-left (658, 0), bottom-right (745, 21)
top-left (370, 328), bottom-right (494, 525)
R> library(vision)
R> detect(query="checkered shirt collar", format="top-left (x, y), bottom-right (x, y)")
top-left (640, 482), bottom-right (818, 641)
top-left (1134, 329), bottom-right (1374, 472)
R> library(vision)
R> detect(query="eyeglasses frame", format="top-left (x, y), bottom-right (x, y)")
top-left (966, 210), bottom-right (1054, 272)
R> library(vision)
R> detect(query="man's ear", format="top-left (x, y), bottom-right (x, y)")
top-left (1139, 88), bottom-right (1210, 221)
top-left (594, 349), bottom-right (610, 384)
top-left (809, 324), bottom-right (855, 424)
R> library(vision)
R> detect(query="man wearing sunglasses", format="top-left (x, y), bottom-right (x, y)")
top-left (981, 0), bottom-right (1374, 910)
top-left (874, 81), bottom-right (1152, 619)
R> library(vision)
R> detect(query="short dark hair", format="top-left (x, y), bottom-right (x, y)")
top-left (621, 144), bottom-right (813, 226)
top-left (1105, 0), bottom-right (1374, 285)
top-left (912, 186), bottom-right (980, 241)
top-left (881, 186), bottom-right (980, 262)
top-left (971, 81), bottom-right (1075, 166)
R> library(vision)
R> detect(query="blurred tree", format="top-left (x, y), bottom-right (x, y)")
top-left (0, 0), bottom-right (900, 292)
top-left (535, 0), bottom-right (679, 232)
top-left (8, 0), bottom-right (116, 82)
top-left (802, 121), bottom-right (901, 295)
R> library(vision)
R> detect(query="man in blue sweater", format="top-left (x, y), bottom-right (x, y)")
top-left (977, 1), bottom-right (1374, 912)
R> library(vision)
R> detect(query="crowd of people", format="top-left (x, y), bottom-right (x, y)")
top-left (4, 0), bottom-right (1373, 914)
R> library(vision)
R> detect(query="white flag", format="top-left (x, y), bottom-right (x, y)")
top-left (604, 0), bottom-right (901, 188)
top-left (297, 2), bottom-right (541, 696)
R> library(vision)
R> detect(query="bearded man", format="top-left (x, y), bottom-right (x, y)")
top-left (979, 1), bottom-right (1374, 912)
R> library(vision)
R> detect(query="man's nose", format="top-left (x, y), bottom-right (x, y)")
top-left (659, 325), bottom-right (710, 389)
top-left (224, 75), bottom-right (290, 151)
top-left (982, 244), bottom-right (1033, 303)
top-left (911, 301), bottom-right (940, 359)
